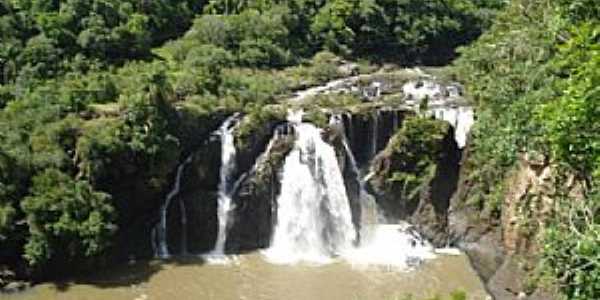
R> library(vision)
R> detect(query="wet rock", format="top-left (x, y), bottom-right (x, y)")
top-left (337, 63), bottom-right (360, 76)
top-left (2, 281), bottom-right (30, 294)
top-left (228, 126), bottom-right (295, 252)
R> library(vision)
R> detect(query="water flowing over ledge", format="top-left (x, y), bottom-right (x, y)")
top-left (211, 113), bottom-right (242, 256)
top-left (265, 111), bottom-right (356, 264)
top-left (152, 70), bottom-right (473, 270)
top-left (154, 155), bottom-right (193, 259)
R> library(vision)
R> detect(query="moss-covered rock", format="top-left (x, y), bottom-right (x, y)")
top-left (368, 116), bottom-right (461, 245)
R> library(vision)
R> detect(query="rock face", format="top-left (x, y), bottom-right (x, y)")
top-left (448, 149), bottom-right (580, 300)
top-left (0, 267), bottom-right (29, 294)
top-left (227, 125), bottom-right (295, 252)
top-left (175, 137), bottom-right (222, 254)
top-left (160, 112), bottom-right (292, 255)
top-left (108, 109), bottom-right (228, 260)
top-left (407, 126), bottom-right (461, 246)
top-left (367, 117), bottom-right (461, 246)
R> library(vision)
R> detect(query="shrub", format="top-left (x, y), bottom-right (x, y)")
top-left (21, 169), bottom-right (116, 266)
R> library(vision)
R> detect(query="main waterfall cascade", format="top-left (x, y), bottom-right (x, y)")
top-left (262, 110), bottom-right (437, 268)
top-left (265, 112), bottom-right (357, 264)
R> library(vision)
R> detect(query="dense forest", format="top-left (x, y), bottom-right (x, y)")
top-left (0, 0), bottom-right (598, 299)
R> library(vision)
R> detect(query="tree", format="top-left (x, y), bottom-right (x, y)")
top-left (185, 44), bottom-right (233, 95)
top-left (21, 168), bottom-right (116, 266)
top-left (18, 34), bottom-right (61, 78)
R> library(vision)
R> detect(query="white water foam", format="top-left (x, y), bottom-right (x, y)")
top-left (212, 114), bottom-right (241, 256)
top-left (343, 224), bottom-right (436, 270)
top-left (265, 111), bottom-right (356, 264)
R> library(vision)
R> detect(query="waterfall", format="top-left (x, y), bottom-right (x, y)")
top-left (344, 223), bottom-right (436, 269)
top-left (156, 155), bottom-right (193, 259)
top-left (341, 136), bottom-right (380, 228)
top-left (329, 114), bottom-right (436, 269)
top-left (401, 79), bottom-right (474, 148)
top-left (331, 114), bottom-right (381, 241)
top-left (344, 112), bottom-right (354, 148)
top-left (430, 106), bottom-right (474, 148)
top-left (265, 111), bottom-right (356, 264)
top-left (211, 114), bottom-right (240, 255)
top-left (371, 110), bottom-right (379, 159)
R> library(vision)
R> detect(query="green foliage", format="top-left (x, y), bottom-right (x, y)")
top-left (304, 93), bottom-right (362, 110)
top-left (400, 290), bottom-right (468, 300)
top-left (454, 0), bottom-right (562, 213)
top-left (0, 151), bottom-right (19, 242)
top-left (455, 0), bottom-right (600, 297)
top-left (235, 104), bottom-right (287, 148)
top-left (195, 0), bottom-right (499, 61)
top-left (0, 0), bottom-right (204, 83)
top-left (379, 117), bottom-right (449, 201)
top-left (538, 23), bottom-right (600, 182)
top-left (21, 168), bottom-right (116, 266)
top-left (309, 50), bottom-right (343, 82)
top-left (542, 190), bottom-right (600, 300)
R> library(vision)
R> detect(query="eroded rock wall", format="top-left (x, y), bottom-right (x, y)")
top-left (448, 151), bottom-right (583, 299)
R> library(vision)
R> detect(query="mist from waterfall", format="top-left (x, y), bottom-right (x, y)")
top-left (332, 114), bottom-right (435, 269)
top-left (265, 112), bottom-right (356, 264)
top-left (211, 114), bottom-right (240, 255)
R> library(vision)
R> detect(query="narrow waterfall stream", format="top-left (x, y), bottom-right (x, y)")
top-left (431, 106), bottom-right (474, 148)
top-left (337, 116), bottom-right (381, 233)
top-left (211, 114), bottom-right (240, 255)
top-left (265, 112), bottom-right (356, 264)
top-left (371, 110), bottom-right (379, 159)
top-left (401, 79), bottom-right (474, 148)
top-left (155, 156), bottom-right (193, 258)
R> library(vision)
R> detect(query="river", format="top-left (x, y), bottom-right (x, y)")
top-left (3, 252), bottom-right (488, 300)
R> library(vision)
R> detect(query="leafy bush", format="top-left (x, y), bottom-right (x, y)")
top-left (542, 190), bottom-right (600, 300)
top-left (375, 117), bottom-right (449, 202)
top-left (21, 169), bottom-right (116, 267)
top-left (538, 23), bottom-right (600, 182)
